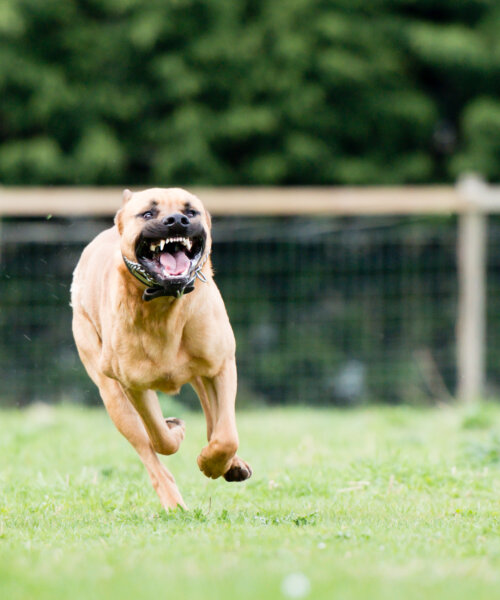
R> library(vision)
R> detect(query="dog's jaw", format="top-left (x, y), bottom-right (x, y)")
top-left (123, 228), bottom-right (209, 300)
top-left (136, 231), bottom-right (206, 284)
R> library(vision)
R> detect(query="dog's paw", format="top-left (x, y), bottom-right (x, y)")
top-left (223, 456), bottom-right (252, 482)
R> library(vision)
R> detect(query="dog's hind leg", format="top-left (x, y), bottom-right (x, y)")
top-left (73, 311), bottom-right (185, 509)
top-left (192, 360), bottom-right (252, 482)
top-left (124, 388), bottom-right (185, 457)
top-left (99, 378), bottom-right (187, 510)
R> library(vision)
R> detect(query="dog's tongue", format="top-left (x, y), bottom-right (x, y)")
top-left (160, 251), bottom-right (190, 276)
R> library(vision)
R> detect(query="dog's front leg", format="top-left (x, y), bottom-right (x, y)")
top-left (98, 379), bottom-right (186, 510)
top-left (193, 359), bottom-right (252, 482)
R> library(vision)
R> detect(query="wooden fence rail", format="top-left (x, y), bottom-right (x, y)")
top-left (0, 183), bottom-right (497, 217)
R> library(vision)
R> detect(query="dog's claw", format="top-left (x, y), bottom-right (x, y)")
top-left (165, 417), bottom-right (185, 434)
top-left (224, 458), bottom-right (252, 482)
top-left (165, 417), bottom-right (184, 428)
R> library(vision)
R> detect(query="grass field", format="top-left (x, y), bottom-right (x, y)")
top-left (1, 401), bottom-right (500, 600)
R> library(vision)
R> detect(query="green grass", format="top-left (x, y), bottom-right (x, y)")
top-left (1, 402), bottom-right (500, 600)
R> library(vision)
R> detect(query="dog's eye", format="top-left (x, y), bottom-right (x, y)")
top-left (142, 211), bottom-right (154, 220)
top-left (185, 209), bottom-right (197, 218)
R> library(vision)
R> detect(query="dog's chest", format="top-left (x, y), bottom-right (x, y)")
top-left (104, 322), bottom-right (215, 392)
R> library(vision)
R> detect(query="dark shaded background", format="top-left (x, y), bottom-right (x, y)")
top-left (0, 215), bottom-right (468, 407)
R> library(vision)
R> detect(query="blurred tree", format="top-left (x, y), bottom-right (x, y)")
top-left (0, 0), bottom-right (499, 185)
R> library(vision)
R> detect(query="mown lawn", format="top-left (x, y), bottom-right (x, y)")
top-left (1, 401), bottom-right (500, 600)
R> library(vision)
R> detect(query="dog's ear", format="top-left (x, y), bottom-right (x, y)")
top-left (122, 189), bottom-right (133, 205)
top-left (114, 208), bottom-right (124, 235)
top-left (205, 208), bottom-right (212, 228)
top-left (115, 189), bottom-right (132, 234)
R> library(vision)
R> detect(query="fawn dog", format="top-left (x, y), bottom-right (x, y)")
top-left (71, 188), bottom-right (251, 509)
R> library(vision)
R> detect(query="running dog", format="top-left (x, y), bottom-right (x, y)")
top-left (71, 187), bottom-right (252, 509)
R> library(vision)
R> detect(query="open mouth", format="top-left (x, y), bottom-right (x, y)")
top-left (135, 233), bottom-right (205, 284)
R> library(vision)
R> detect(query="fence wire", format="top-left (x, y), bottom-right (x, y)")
top-left (0, 215), bottom-right (462, 407)
top-left (486, 215), bottom-right (500, 395)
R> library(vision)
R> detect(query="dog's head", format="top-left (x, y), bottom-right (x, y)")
top-left (115, 188), bottom-right (211, 295)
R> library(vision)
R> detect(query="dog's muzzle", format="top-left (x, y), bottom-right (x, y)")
top-left (124, 223), bottom-right (209, 301)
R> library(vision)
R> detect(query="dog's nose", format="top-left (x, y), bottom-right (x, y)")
top-left (162, 213), bottom-right (190, 229)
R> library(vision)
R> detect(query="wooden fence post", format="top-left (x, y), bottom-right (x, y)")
top-left (456, 175), bottom-right (488, 404)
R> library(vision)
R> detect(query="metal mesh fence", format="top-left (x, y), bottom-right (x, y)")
top-left (486, 215), bottom-right (500, 394)
top-left (0, 215), bottom-right (465, 407)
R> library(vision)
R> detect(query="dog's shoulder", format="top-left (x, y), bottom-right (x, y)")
top-left (72, 226), bottom-right (121, 306)
top-left (76, 226), bottom-right (120, 273)
top-left (85, 225), bottom-right (120, 253)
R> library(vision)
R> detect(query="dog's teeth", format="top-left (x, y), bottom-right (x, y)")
top-left (150, 243), bottom-right (156, 252)
top-left (160, 236), bottom-right (192, 251)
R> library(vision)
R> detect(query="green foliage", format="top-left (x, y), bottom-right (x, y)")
top-left (1, 405), bottom-right (500, 599)
top-left (1, 0), bottom-right (500, 185)
top-left (451, 98), bottom-right (500, 178)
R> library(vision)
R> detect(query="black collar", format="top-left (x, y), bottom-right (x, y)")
top-left (122, 254), bottom-right (208, 301)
